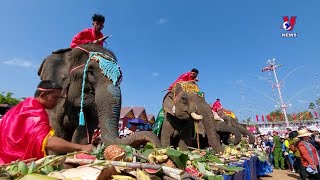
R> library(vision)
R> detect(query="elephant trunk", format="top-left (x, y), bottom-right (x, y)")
top-left (215, 122), bottom-right (242, 145)
top-left (97, 84), bottom-right (160, 147)
top-left (198, 104), bottom-right (224, 153)
top-left (236, 125), bottom-right (255, 144)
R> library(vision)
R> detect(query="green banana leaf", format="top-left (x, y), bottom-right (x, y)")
top-left (165, 148), bottom-right (188, 169)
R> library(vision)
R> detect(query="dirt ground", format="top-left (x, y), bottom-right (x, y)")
top-left (258, 169), bottom-right (300, 180)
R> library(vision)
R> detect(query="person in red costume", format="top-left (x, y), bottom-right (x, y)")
top-left (211, 99), bottom-right (222, 112)
top-left (168, 68), bottom-right (199, 91)
top-left (70, 14), bottom-right (105, 48)
top-left (0, 80), bottom-right (92, 164)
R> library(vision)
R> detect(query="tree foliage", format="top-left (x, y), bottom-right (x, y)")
top-left (0, 92), bottom-right (23, 105)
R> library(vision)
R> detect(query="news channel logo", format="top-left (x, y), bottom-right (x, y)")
top-left (281, 16), bottom-right (297, 38)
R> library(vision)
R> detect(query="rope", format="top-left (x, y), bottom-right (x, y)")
top-left (78, 50), bottom-right (122, 126)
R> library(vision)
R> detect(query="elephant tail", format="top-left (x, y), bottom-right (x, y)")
top-left (103, 131), bottom-right (161, 148)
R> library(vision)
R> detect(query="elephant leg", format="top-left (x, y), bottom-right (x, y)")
top-left (216, 122), bottom-right (241, 145)
top-left (236, 125), bottom-right (255, 144)
top-left (160, 120), bottom-right (174, 147)
top-left (178, 121), bottom-right (193, 151)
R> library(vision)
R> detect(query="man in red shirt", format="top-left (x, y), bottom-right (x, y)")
top-left (168, 68), bottom-right (199, 91)
top-left (211, 99), bottom-right (222, 112)
top-left (70, 14), bottom-right (105, 48)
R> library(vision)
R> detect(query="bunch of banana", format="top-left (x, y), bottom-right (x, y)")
top-left (147, 148), bottom-right (168, 163)
top-left (136, 169), bottom-right (151, 180)
top-left (111, 175), bottom-right (135, 180)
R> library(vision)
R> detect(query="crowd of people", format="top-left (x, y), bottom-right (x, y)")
top-left (256, 127), bottom-right (320, 180)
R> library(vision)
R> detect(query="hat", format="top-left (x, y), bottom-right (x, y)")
top-left (280, 135), bottom-right (286, 139)
top-left (268, 137), bottom-right (273, 140)
top-left (297, 129), bottom-right (313, 138)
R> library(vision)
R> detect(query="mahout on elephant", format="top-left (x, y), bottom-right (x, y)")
top-left (216, 108), bottom-right (255, 144)
top-left (159, 81), bottom-right (241, 153)
top-left (38, 44), bottom-right (160, 148)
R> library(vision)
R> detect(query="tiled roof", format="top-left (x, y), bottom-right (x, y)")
top-left (120, 107), bottom-right (133, 119)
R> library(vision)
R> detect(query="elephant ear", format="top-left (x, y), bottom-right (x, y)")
top-left (163, 92), bottom-right (175, 115)
top-left (37, 52), bottom-right (71, 96)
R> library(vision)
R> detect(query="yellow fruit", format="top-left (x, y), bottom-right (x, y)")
top-left (155, 155), bottom-right (168, 163)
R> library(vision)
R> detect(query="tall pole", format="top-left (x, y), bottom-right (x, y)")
top-left (262, 59), bottom-right (289, 127)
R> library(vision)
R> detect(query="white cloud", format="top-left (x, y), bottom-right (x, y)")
top-left (2, 58), bottom-right (36, 68)
top-left (152, 72), bottom-right (159, 77)
top-left (157, 18), bottom-right (168, 25)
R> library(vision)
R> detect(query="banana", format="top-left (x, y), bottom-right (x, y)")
top-left (112, 175), bottom-right (135, 180)
top-left (136, 169), bottom-right (151, 180)
top-left (148, 154), bottom-right (155, 163)
top-left (155, 155), bottom-right (168, 163)
top-left (157, 149), bottom-right (167, 155)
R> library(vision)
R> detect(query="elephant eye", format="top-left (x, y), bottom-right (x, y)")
top-left (87, 69), bottom-right (96, 76)
top-left (181, 95), bottom-right (188, 104)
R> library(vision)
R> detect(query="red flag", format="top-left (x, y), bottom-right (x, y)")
top-left (256, 115), bottom-right (259, 122)
top-left (293, 113), bottom-right (296, 121)
top-left (273, 114), bottom-right (277, 121)
top-left (261, 115), bottom-right (265, 122)
top-left (280, 113), bottom-right (284, 120)
top-left (267, 114), bottom-right (271, 121)
top-left (261, 65), bottom-right (274, 72)
top-left (314, 111), bottom-right (318, 119)
top-left (307, 112), bottom-right (311, 119)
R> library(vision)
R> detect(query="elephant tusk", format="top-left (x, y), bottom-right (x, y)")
top-left (191, 112), bottom-right (203, 120)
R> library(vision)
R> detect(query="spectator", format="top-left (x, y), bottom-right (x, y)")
top-left (272, 131), bottom-right (285, 169)
top-left (297, 128), bottom-right (320, 180)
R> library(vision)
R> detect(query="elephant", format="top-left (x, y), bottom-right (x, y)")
top-left (217, 109), bottom-right (255, 144)
top-left (38, 44), bottom-right (160, 148)
top-left (160, 82), bottom-right (241, 153)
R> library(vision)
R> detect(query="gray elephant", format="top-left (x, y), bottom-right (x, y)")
top-left (160, 82), bottom-right (241, 153)
top-left (38, 44), bottom-right (160, 147)
top-left (217, 109), bottom-right (255, 144)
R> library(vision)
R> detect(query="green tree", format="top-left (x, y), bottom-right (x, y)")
top-left (309, 102), bottom-right (315, 110)
top-left (0, 92), bottom-right (22, 105)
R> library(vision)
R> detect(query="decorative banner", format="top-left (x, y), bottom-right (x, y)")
top-left (261, 115), bottom-right (265, 122)
top-left (256, 115), bottom-right (259, 122)
top-left (267, 114), bottom-right (271, 121)
top-left (293, 113), bottom-right (296, 121)
top-left (273, 114), bottom-right (277, 121)
top-left (280, 113), bottom-right (284, 120)
top-left (314, 111), bottom-right (318, 119)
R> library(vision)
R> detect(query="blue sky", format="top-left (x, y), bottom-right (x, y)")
top-left (1, 1), bottom-right (320, 121)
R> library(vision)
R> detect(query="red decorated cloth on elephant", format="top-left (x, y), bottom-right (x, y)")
top-left (168, 72), bottom-right (195, 91)
top-left (70, 28), bottom-right (104, 48)
top-left (0, 98), bottom-right (53, 164)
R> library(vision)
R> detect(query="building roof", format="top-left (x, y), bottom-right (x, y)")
top-left (147, 114), bottom-right (155, 124)
top-left (120, 107), bottom-right (134, 119)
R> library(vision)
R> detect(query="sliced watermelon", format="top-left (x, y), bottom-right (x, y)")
top-left (75, 153), bottom-right (96, 160)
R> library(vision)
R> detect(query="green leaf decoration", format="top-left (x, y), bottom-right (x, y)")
top-left (18, 161), bottom-right (28, 175)
top-left (197, 161), bottom-right (206, 174)
top-left (165, 148), bottom-right (188, 169)
top-left (28, 161), bottom-right (36, 174)
top-left (120, 145), bottom-right (135, 161)
top-left (224, 165), bottom-right (244, 173)
top-left (143, 142), bottom-right (155, 150)
top-left (205, 153), bottom-right (223, 163)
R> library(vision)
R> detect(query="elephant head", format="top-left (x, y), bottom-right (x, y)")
top-left (217, 109), bottom-right (255, 144)
top-left (161, 82), bottom-right (239, 153)
top-left (38, 44), bottom-right (160, 147)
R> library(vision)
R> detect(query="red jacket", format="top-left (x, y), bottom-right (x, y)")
top-left (168, 72), bottom-right (194, 91)
top-left (297, 141), bottom-right (319, 168)
top-left (211, 100), bottom-right (222, 112)
top-left (70, 28), bottom-right (104, 48)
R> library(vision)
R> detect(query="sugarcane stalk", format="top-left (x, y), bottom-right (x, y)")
top-left (65, 158), bottom-right (94, 164)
